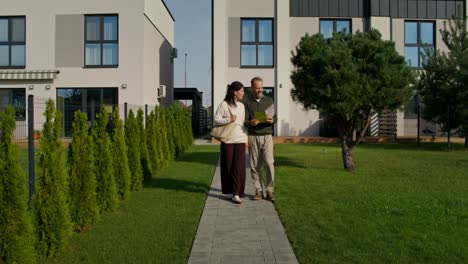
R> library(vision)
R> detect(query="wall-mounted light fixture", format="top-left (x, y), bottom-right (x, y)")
top-left (28, 84), bottom-right (34, 90)
top-left (45, 84), bottom-right (51, 90)
top-left (121, 83), bottom-right (127, 89)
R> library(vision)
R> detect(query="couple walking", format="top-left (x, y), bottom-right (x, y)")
top-left (213, 77), bottom-right (275, 204)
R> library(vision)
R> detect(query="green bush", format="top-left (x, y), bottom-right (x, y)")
top-left (68, 111), bottom-right (99, 231)
top-left (125, 110), bottom-right (143, 191)
top-left (0, 106), bottom-right (36, 264)
top-left (111, 108), bottom-right (131, 200)
top-left (93, 108), bottom-right (118, 213)
top-left (137, 109), bottom-right (153, 181)
top-left (31, 99), bottom-right (72, 257)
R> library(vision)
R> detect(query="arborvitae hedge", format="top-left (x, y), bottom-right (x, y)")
top-left (170, 107), bottom-right (183, 158)
top-left (32, 99), bottom-right (72, 257)
top-left (156, 107), bottom-right (170, 166)
top-left (184, 108), bottom-right (194, 147)
top-left (111, 108), bottom-right (131, 200)
top-left (69, 111), bottom-right (99, 231)
top-left (125, 110), bottom-right (143, 191)
top-left (0, 106), bottom-right (36, 264)
top-left (164, 106), bottom-right (176, 161)
top-left (146, 111), bottom-right (161, 176)
top-left (137, 109), bottom-right (152, 182)
top-left (93, 108), bottom-right (118, 213)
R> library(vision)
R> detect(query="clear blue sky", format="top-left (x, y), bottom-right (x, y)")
top-left (164, 0), bottom-right (211, 107)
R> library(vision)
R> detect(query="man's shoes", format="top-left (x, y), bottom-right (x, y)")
top-left (266, 191), bottom-right (275, 201)
top-left (232, 195), bottom-right (242, 204)
top-left (254, 190), bottom-right (263, 200)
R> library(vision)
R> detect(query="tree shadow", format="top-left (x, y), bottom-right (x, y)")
top-left (144, 177), bottom-right (210, 193)
top-left (275, 156), bottom-right (308, 168)
top-left (176, 151), bottom-right (220, 166)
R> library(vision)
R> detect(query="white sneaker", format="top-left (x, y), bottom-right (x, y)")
top-left (232, 195), bottom-right (242, 204)
top-left (225, 193), bottom-right (233, 199)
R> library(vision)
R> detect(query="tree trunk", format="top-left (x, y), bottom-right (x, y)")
top-left (341, 137), bottom-right (355, 172)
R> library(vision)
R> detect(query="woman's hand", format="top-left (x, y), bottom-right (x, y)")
top-left (231, 114), bottom-right (237, 122)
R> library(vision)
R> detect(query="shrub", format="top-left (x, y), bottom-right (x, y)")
top-left (110, 108), bottom-right (131, 200)
top-left (0, 106), bottom-right (36, 264)
top-left (93, 108), bottom-right (118, 212)
top-left (31, 99), bottom-right (72, 257)
top-left (68, 111), bottom-right (99, 231)
top-left (137, 109), bottom-right (152, 181)
top-left (125, 110), bottom-right (143, 191)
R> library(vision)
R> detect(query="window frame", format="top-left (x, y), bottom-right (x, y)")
top-left (84, 14), bottom-right (119, 68)
top-left (240, 18), bottom-right (274, 68)
top-left (0, 16), bottom-right (26, 69)
top-left (0, 88), bottom-right (26, 121)
top-left (319, 18), bottom-right (352, 38)
top-left (404, 20), bottom-right (436, 69)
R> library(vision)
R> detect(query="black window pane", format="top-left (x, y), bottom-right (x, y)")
top-left (405, 22), bottom-right (417, 44)
top-left (11, 45), bottom-right (25, 66)
top-left (12, 89), bottom-right (25, 120)
top-left (11, 17), bottom-right (25, 42)
top-left (241, 45), bottom-right (256, 66)
top-left (405, 46), bottom-right (419, 67)
top-left (103, 16), bottom-right (118, 41)
top-left (86, 16), bottom-right (100, 41)
top-left (258, 45), bottom-right (273, 66)
top-left (0, 19), bottom-right (9, 42)
top-left (0, 45), bottom-right (8, 66)
top-left (337, 20), bottom-right (351, 34)
top-left (320, 20), bottom-right (333, 38)
top-left (241, 20), bottom-right (255, 42)
top-left (103, 43), bottom-right (118, 65)
top-left (258, 20), bottom-right (272, 42)
top-left (421, 22), bottom-right (434, 45)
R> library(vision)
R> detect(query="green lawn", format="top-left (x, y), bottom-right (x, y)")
top-left (274, 143), bottom-right (468, 264)
top-left (43, 145), bottom-right (219, 264)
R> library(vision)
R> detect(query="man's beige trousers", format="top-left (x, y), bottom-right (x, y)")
top-left (248, 135), bottom-right (274, 192)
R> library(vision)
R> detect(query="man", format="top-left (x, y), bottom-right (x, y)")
top-left (244, 77), bottom-right (276, 201)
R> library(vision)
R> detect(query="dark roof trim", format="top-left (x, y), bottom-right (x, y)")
top-left (161, 0), bottom-right (175, 22)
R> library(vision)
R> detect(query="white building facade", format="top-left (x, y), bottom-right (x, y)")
top-left (1, 0), bottom-right (175, 137)
top-left (213, 0), bottom-right (467, 137)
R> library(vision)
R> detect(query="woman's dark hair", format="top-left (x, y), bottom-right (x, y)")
top-left (224, 81), bottom-right (244, 106)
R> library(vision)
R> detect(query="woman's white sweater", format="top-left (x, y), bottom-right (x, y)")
top-left (214, 101), bottom-right (248, 144)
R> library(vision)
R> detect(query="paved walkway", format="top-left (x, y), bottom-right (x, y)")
top-left (188, 157), bottom-right (298, 264)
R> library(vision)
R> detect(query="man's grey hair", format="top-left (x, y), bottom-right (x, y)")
top-left (250, 76), bottom-right (263, 86)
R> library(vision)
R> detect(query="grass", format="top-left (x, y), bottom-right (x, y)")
top-left (274, 143), bottom-right (468, 264)
top-left (43, 145), bottom-right (219, 264)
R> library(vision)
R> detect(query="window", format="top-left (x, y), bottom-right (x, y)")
top-left (56, 88), bottom-right (118, 136)
top-left (405, 21), bottom-right (435, 68)
top-left (241, 18), bottom-right (274, 67)
top-left (85, 15), bottom-right (118, 67)
top-left (320, 19), bottom-right (351, 39)
top-left (0, 88), bottom-right (26, 120)
top-left (0, 16), bottom-right (26, 68)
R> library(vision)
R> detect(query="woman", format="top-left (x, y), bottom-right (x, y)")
top-left (214, 81), bottom-right (247, 204)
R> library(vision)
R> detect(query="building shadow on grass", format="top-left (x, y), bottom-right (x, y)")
top-left (144, 177), bottom-right (210, 193)
top-left (358, 142), bottom-right (466, 152)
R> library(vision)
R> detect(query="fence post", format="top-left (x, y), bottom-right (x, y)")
top-left (124, 102), bottom-right (128, 123)
top-left (145, 104), bottom-right (148, 127)
top-left (27, 95), bottom-right (35, 203)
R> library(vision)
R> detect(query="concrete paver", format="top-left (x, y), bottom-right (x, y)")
top-left (188, 157), bottom-right (298, 264)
